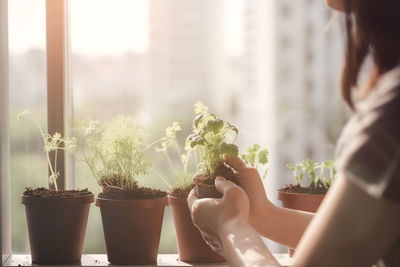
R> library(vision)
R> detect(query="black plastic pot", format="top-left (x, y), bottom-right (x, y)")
top-left (96, 197), bottom-right (168, 265)
top-left (22, 193), bottom-right (94, 264)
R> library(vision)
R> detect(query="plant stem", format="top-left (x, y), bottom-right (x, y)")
top-left (30, 115), bottom-right (58, 190)
top-left (142, 137), bottom-right (166, 153)
top-left (54, 147), bottom-right (58, 191)
top-left (164, 151), bottom-right (176, 175)
top-left (151, 168), bottom-right (172, 189)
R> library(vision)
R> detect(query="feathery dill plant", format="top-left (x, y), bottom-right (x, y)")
top-left (76, 115), bottom-right (155, 192)
top-left (17, 110), bottom-right (77, 191)
top-left (187, 102), bottom-right (239, 177)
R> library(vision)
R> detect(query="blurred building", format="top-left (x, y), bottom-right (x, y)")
top-left (233, 0), bottom-right (348, 195)
top-left (147, 0), bottom-right (227, 117)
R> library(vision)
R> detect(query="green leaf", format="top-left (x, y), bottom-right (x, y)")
top-left (258, 149), bottom-right (269, 164)
top-left (220, 143), bottom-right (238, 158)
top-left (205, 119), bottom-right (224, 133)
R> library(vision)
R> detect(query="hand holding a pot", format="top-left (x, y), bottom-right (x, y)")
top-left (224, 156), bottom-right (274, 230)
top-left (188, 176), bottom-right (250, 255)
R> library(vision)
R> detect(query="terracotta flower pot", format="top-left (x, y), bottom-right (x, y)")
top-left (196, 184), bottom-right (222, 199)
top-left (96, 197), bottom-right (168, 265)
top-left (168, 196), bottom-right (225, 263)
top-left (21, 193), bottom-right (94, 264)
top-left (277, 191), bottom-right (325, 213)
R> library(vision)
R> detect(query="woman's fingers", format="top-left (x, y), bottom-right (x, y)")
top-left (215, 176), bottom-right (247, 204)
top-left (224, 156), bottom-right (248, 173)
top-left (187, 188), bottom-right (198, 210)
top-left (215, 176), bottom-right (237, 195)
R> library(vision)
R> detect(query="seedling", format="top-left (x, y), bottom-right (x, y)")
top-left (285, 159), bottom-right (336, 193)
top-left (241, 144), bottom-right (269, 179)
top-left (188, 102), bottom-right (239, 177)
top-left (317, 160), bottom-right (336, 188)
top-left (17, 110), bottom-right (77, 191)
top-left (155, 121), bottom-right (194, 188)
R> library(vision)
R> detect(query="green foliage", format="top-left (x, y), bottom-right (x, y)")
top-left (155, 121), bottom-right (194, 187)
top-left (187, 102), bottom-right (239, 175)
top-left (241, 144), bottom-right (269, 179)
top-left (75, 115), bottom-right (152, 191)
top-left (317, 160), bottom-right (336, 187)
top-left (17, 110), bottom-right (77, 191)
top-left (286, 162), bottom-right (304, 185)
top-left (286, 159), bottom-right (336, 188)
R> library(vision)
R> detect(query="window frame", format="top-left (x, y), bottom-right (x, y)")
top-left (1, 0), bottom-right (71, 261)
top-left (1, 0), bottom-right (11, 265)
top-left (45, 0), bottom-right (71, 191)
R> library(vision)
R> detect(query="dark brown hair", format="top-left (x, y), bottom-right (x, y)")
top-left (342, 0), bottom-right (400, 109)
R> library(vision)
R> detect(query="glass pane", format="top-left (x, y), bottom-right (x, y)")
top-left (68, 0), bottom-right (349, 254)
top-left (8, 0), bottom-right (47, 254)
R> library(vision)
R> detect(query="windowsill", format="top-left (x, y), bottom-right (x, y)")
top-left (5, 254), bottom-right (292, 266)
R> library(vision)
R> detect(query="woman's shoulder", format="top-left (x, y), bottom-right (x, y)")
top-left (336, 64), bottom-right (400, 203)
top-left (358, 64), bottom-right (400, 115)
top-left (375, 63), bottom-right (400, 94)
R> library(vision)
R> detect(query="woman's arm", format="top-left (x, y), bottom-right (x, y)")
top-left (225, 157), bottom-right (314, 249)
top-left (189, 173), bottom-right (400, 267)
top-left (219, 217), bottom-right (279, 267)
top-left (293, 174), bottom-right (400, 266)
top-left (187, 177), bottom-right (281, 267)
top-left (254, 203), bottom-right (313, 249)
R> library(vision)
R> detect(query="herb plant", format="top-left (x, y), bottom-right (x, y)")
top-left (76, 115), bottom-right (154, 191)
top-left (241, 144), bottom-right (269, 179)
top-left (187, 102), bottom-right (239, 177)
top-left (17, 110), bottom-right (77, 191)
top-left (155, 121), bottom-right (194, 188)
top-left (286, 159), bottom-right (336, 189)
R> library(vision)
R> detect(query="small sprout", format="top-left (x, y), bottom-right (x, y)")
top-left (258, 149), bottom-right (269, 165)
top-left (187, 102), bottom-right (239, 176)
top-left (286, 159), bottom-right (336, 189)
top-left (18, 110), bottom-right (76, 191)
top-left (241, 144), bottom-right (269, 179)
top-left (155, 121), bottom-right (196, 188)
top-left (302, 159), bottom-right (317, 185)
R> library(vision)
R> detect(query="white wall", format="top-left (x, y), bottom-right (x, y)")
top-left (0, 0), bottom-right (11, 263)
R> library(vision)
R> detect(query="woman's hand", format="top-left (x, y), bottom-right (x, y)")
top-left (187, 176), bottom-right (250, 255)
top-left (224, 156), bottom-right (273, 230)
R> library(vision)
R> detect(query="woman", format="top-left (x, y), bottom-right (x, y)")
top-left (188, 0), bottom-right (400, 266)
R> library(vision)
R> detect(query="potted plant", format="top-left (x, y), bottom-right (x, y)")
top-left (155, 119), bottom-right (225, 263)
top-left (76, 115), bottom-right (168, 265)
top-left (18, 110), bottom-right (94, 265)
top-left (278, 159), bottom-right (336, 213)
top-left (188, 102), bottom-right (240, 199)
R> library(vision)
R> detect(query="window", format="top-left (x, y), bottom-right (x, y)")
top-left (4, 0), bottom-right (349, 259)
top-left (8, 0), bottom-right (47, 255)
